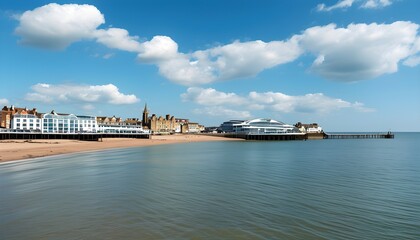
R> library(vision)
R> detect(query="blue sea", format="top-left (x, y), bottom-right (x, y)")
top-left (1, 133), bottom-right (419, 239)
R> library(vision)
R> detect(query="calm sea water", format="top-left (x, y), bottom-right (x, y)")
top-left (1, 133), bottom-right (419, 239)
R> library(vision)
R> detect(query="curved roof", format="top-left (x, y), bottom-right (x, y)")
top-left (246, 118), bottom-right (285, 125)
top-left (232, 118), bottom-right (299, 134)
top-left (43, 113), bottom-right (78, 119)
top-left (241, 118), bottom-right (294, 128)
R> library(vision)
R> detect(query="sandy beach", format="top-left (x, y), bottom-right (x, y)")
top-left (0, 134), bottom-right (241, 163)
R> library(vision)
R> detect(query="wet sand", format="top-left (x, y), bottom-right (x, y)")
top-left (0, 134), bottom-right (241, 163)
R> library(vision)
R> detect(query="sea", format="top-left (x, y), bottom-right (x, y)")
top-left (0, 132), bottom-right (419, 239)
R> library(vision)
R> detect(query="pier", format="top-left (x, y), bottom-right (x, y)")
top-left (0, 132), bottom-right (150, 141)
top-left (324, 132), bottom-right (394, 139)
top-left (243, 134), bottom-right (306, 141)
top-left (0, 131), bottom-right (394, 142)
top-left (204, 132), bottom-right (394, 141)
top-left (222, 133), bottom-right (307, 141)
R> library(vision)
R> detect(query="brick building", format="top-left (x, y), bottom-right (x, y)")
top-left (1, 105), bottom-right (38, 129)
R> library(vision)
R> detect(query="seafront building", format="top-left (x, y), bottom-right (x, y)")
top-left (9, 112), bottom-right (42, 131)
top-left (1, 104), bottom-right (201, 135)
top-left (185, 122), bottom-right (202, 133)
top-left (97, 116), bottom-right (147, 134)
top-left (218, 118), bottom-right (306, 140)
top-left (229, 118), bottom-right (301, 134)
top-left (96, 116), bottom-right (124, 125)
top-left (220, 120), bottom-right (245, 133)
top-left (1, 106), bottom-right (39, 129)
top-left (220, 119), bottom-right (323, 135)
top-left (42, 112), bottom-right (97, 133)
top-left (294, 122), bottom-right (323, 133)
top-left (2, 106), bottom-right (99, 133)
top-left (141, 104), bottom-right (203, 134)
top-left (10, 110), bottom-right (98, 133)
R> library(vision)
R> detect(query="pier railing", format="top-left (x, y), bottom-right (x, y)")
top-left (324, 133), bottom-right (394, 139)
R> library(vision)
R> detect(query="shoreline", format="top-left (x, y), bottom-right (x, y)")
top-left (0, 134), bottom-right (243, 163)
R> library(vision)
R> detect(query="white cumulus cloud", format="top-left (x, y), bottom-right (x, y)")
top-left (403, 37), bottom-right (420, 66)
top-left (137, 36), bottom-right (216, 85)
top-left (136, 37), bottom-right (302, 86)
top-left (156, 55), bottom-right (217, 85)
top-left (15, 3), bottom-right (141, 52)
top-left (94, 28), bottom-right (142, 52)
top-left (14, 3), bottom-right (420, 85)
top-left (193, 107), bottom-right (252, 119)
top-left (361, 0), bottom-right (392, 9)
top-left (317, 0), bottom-right (355, 11)
top-left (137, 36), bottom-right (179, 62)
top-left (403, 55), bottom-right (420, 67)
top-left (82, 104), bottom-right (95, 111)
top-left (181, 87), bottom-right (248, 106)
top-left (15, 3), bottom-right (104, 50)
top-left (299, 21), bottom-right (419, 81)
top-left (316, 0), bottom-right (393, 11)
top-left (25, 83), bottom-right (139, 105)
top-left (248, 91), bottom-right (373, 113)
top-left (107, 20), bottom-right (420, 84)
top-left (0, 98), bottom-right (9, 106)
top-left (203, 38), bottom-right (302, 81)
top-left (182, 87), bottom-right (373, 115)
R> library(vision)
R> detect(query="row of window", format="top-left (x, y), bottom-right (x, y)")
top-left (16, 123), bottom-right (41, 127)
top-left (12, 116), bottom-right (97, 133)
top-left (15, 119), bottom-right (41, 123)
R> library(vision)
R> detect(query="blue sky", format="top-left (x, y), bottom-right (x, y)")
top-left (1, 0), bottom-right (419, 131)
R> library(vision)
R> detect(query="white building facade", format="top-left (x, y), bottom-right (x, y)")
top-left (42, 113), bottom-right (97, 133)
top-left (11, 112), bottom-right (98, 133)
top-left (232, 118), bottom-right (302, 135)
top-left (10, 114), bottom-right (42, 131)
top-left (97, 124), bottom-right (149, 134)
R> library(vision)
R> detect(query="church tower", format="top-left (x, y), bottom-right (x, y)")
top-left (142, 103), bottom-right (149, 127)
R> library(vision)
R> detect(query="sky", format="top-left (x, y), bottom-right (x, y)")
top-left (0, 0), bottom-right (419, 131)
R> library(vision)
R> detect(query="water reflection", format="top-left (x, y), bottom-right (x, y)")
top-left (1, 133), bottom-right (419, 239)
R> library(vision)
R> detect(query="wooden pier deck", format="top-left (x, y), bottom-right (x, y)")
top-left (0, 132), bottom-right (150, 141)
top-left (222, 133), bottom-right (307, 141)
top-left (324, 133), bottom-right (394, 139)
top-left (205, 132), bottom-right (394, 141)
